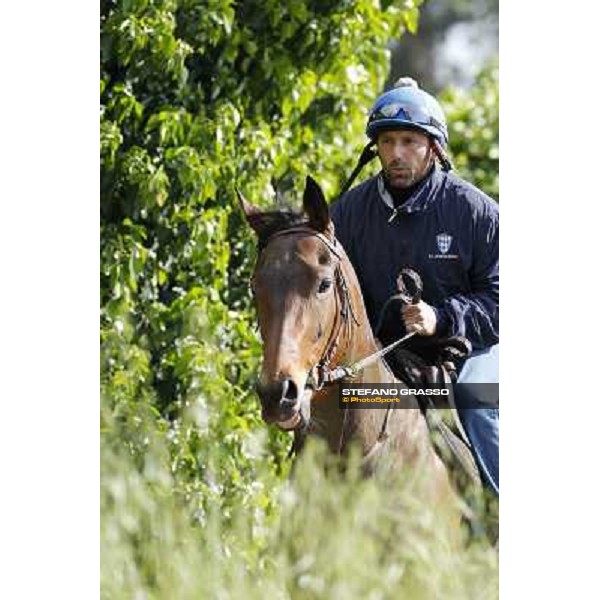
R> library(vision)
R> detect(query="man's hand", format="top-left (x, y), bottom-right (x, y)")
top-left (402, 301), bottom-right (437, 336)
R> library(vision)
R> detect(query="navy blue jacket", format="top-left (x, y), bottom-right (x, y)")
top-left (330, 168), bottom-right (499, 351)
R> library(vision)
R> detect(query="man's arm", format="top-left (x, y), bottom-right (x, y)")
top-left (432, 209), bottom-right (499, 350)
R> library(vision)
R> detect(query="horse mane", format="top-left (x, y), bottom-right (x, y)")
top-left (252, 210), bottom-right (310, 251)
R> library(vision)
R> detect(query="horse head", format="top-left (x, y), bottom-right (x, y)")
top-left (238, 176), bottom-right (351, 431)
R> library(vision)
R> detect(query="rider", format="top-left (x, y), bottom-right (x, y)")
top-left (330, 77), bottom-right (499, 496)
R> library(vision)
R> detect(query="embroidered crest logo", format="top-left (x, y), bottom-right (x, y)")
top-left (436, 233), bottom-right (452, 254)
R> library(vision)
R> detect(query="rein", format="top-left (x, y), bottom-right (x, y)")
top-left (307, 268), bottom-right (423, 389)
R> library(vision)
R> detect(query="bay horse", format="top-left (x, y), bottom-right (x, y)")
top-left (237, 176), bottom-right (461, 518)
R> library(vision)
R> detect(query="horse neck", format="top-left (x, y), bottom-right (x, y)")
top-left (308, 253), bottom-right (427, 458)
top-left (337, 257), bottom-right (396, 385)
top-left (308, 251), bottom-right (431, 457)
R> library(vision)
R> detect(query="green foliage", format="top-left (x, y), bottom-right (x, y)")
top-left (101, 0), bottom-right (426, 517)
top-left (441, 61), bottom-right (499, 200)
top-left (102, 412), bottom-right (499, 599)
top-left (101, 1), bottom-right (498, 597)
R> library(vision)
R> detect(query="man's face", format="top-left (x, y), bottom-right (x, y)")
top-left (376, 129), bottom-right (433, 189)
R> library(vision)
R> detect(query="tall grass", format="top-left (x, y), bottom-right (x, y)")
top-left (101, 396), bottom-right (498, 600)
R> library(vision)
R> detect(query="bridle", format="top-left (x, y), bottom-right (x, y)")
top-left (253, 225), bottom-right (420, 454)
top-left (253, 225), bottom-right (361, 392)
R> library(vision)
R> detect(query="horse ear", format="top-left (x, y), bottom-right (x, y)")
top-left (303, 176), bottom-right (331, 233)
top-left (236, 188), bottom-right (264, 234)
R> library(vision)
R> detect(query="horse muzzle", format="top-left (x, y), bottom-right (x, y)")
top-left (255, 379), bottom-right (312, 430)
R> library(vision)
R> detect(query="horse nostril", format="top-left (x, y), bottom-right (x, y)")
top-left (255, 379), bottom-right (301, 422)
top-left (256, 379), bottom-right (297, 406)
top-left (282, 378), bottom-right (298, 401)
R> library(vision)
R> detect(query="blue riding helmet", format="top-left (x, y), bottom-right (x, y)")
top-left (366, 78), bottom-right (449, 147)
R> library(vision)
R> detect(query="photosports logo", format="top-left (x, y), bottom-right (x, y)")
top-left (436, 232), bottom-right (452, 254)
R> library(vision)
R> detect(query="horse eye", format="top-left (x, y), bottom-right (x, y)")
top-left (318, 278), bottom-right (333, 294)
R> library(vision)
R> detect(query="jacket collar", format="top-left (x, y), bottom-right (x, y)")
top-left (376, 166), bottom-right (443, 215)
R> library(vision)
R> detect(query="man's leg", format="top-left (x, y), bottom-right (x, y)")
top-left (455, 344), bottom-right (499, 496)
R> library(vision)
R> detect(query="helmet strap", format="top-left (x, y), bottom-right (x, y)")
top-left (337, 142), bottom-right (377, 199)
top-left (431, 139), bottom-right (453, 172)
